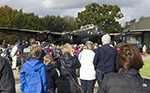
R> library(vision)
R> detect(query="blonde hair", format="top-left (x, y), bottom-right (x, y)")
top-left (85, 41), bottom-right (94, 50)
top-left (62, 43), bottom-right (74, 56)
top-left (30, 44), bottom-right (42, 59)
top-left (43, 54), bottom-right (53, 65)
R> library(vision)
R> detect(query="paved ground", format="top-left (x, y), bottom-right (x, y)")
top-left (13, 69), bottom-right (98, 93)
top-left (142, 55), bottom-right (150, 60)
top-left (13, 70), bottom-right (21, 93)
top-left (14, 55), bottom-right (150, 93)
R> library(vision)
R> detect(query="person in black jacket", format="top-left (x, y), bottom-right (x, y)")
top-left (93, 34), bottom-right (118, 89)
top-left (99, 44), bottom-right (150, 93)
top-left (43, 54), bottom-right (58, 93)
top-left (22, 38), bottom-right (46, 63)
top-left (0, 56), bottom-right (16, 93)
top-left (56, 43), bottom-right (81, 93)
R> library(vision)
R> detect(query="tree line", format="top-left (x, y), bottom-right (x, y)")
top-left (0, 5), bottom-right (79, 32)
top-left (0, 3), bottom-right (125, 43)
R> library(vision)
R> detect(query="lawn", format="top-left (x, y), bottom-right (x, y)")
top-left (140, 60), bottom-right (150, 77)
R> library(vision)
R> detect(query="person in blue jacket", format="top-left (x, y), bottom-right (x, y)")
top-left (20, 44), bottom-right (48, 93)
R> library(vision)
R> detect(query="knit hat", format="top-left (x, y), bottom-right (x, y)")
top-left (102, 34), bottom-right (111, 45)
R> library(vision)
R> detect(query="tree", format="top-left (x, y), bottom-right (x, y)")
top-left (11, 9), bottom-right (24, 28)
top-left (42, 15), bottom-right (68, 32)
top-left (63, 16), bottom-right (79, 31)
top-left (124, 19), bottom-right (136, 29)
top-left (0, 5), bottom-right (80, 33)
top-left (0, 5), bottom-right (18, 27)
top-left (76, 3), bottom-right (123, 32)
top-left (21, 13), bottom-right (41, 30)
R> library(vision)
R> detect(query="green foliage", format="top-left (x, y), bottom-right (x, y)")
top-left (76, 2), bottom-right (123, 32)
top-left (0, 5), bottom-right (79, 42)
top-left (42, 15), bottom-right (68, 32)
top-left (0, 5), bottom-right (78, 32)
top-left (0, 32), bottom-right (7, 40)
top-left (0, 5), bottom-right (18, 27)
top-left (124, 19), bottom-right (136, 29)
top-left (12, 12), bottom-right (44, 30)
top-left (0, 4), bottom-right (124, 35)
top-left (140, 60), bottom-right (150, 77)
top-left (63, 16), bottom-right (79, 31)
top-left (8, 35), bottom-right (21, 44)
top-left (0, 32), bottom-right (21, 44)
top-left (11, 9), bottom-right (24, 28)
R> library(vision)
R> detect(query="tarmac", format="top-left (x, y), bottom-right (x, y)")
top-left (142, 54), bottom-right (150, 60)
top-left (13, 55), bottom-right (150, 93)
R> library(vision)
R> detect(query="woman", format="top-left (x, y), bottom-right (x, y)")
top-left (78, 41), bottom-right (96, 93)
top-left (142, 44), bottom-right (147, 56)
top-left (99, 44), bottom-right (150, 93)
top-left (57, 43), bottom-right (81, 93)
top-left (20, 44), bottom-right (48, 93)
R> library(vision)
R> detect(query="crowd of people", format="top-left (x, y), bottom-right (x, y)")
top-left (0, 34), bottom-right (150, 93)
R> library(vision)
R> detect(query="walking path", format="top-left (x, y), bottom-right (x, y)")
top-left (13, 70), bottom-right (21, 93)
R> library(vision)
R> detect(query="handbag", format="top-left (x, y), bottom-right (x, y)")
top-left (60, 60), bottom-right (83, 93)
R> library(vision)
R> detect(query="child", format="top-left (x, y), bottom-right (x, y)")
top-left (20, 44), bottom-right (47, 93)
top-left (44, 54), bottom-right (58, 93)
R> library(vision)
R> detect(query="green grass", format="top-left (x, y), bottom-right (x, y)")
top-left (140, 60), bottom-right (150, 77)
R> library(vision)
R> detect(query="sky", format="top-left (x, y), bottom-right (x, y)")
top-left (1, 0), bottom-right (150, 26)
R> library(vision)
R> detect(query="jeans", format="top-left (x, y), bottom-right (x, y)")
top-left (96, 70), bottom-right (104, 88)
top-left (80, 79), bottom-right (96, 93)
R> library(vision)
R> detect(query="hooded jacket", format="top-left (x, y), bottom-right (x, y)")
top-left (99, 68), bottom-right (150, 93)
top-left (20, 58), bottom-right (48, 93)
top-left (57, 54), bottom-right (81, 79)
top-left (56, 54), bottom-right (81, 93)
top-left (45, 64), bottom-right (58, 89)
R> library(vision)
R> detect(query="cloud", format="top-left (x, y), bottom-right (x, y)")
top-left (118, 0), bottom-right (150, 25)
top-left (60, 8), bottom-right (84, 17)
top-left (95, 0), bottom-right (142, 8)
top-left (42, 0), bottom-right (91, 9)
top-left (0, 0), bottom-right (150, 25)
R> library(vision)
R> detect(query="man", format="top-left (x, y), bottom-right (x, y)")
top-left (22, 38), bottom-right (46, 63)
top-left (0, 56), bottom-right (16, 92)
top-left (11, 42), bottom-right (21, 70)
top-left (93, 34), bottom-right (118, 89)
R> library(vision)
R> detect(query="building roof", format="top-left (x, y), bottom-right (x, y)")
top-left (125, 17), bottom-right (150, 32)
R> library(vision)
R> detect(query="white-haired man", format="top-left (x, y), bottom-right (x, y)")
top-left (93, 34), bottom-right (118, 90)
